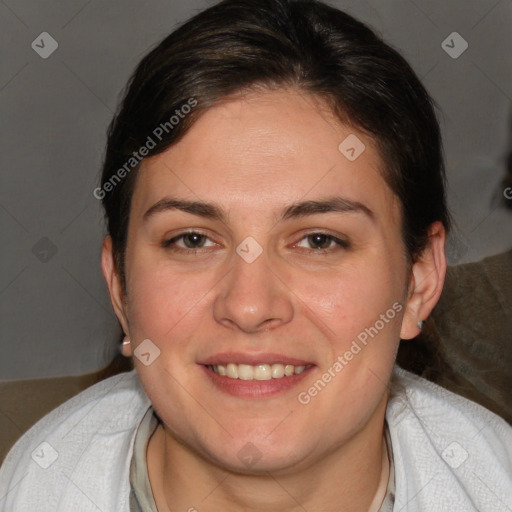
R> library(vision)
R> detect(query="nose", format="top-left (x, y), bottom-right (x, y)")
top-left (213, 248), bottom-right (294, 334)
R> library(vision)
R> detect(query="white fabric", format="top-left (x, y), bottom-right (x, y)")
top-left (0, 366), bottom-right (511, 511)
top-left (129, 408), bottom-right (159, 512)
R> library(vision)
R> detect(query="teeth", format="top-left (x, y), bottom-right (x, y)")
top-left (254, 364), bottom-right (272, 380)
top-left (238, 364), bottom-right (254, 380)
top-left (271, 364), bottom-right (285, 379)
top-left (209, 363), bottom-right (308, 380)
top-left (226, 363), bottom-right (238, 379)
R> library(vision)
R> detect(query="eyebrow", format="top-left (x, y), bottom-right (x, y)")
top-left (143, 196), bottom-right (374, 224)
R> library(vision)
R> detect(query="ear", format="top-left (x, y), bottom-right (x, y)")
top-left (400, 221), bottom-right (447, 340)
top-left (101, 236), bottom-right (132, 356)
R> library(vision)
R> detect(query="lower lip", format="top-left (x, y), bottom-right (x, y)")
top-left (200, 365), bottom-right (314, 399)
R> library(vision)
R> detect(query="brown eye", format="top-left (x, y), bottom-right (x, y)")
top-left (307, 234), bottom-right (333, 249)
top-left (181, 232), bottom-right (207, 248)
top-left (295, 232), bottom-right (350, 252)
top-left (162, 231), bottom-right (215, 251)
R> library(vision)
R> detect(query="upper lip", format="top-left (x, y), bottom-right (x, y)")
top-left (199, 352), bottom-right (314, 366)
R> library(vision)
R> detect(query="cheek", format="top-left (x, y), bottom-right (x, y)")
top-left (125, 256), bottom-right (216, 342)
top-left (294, 258), bottom-right (403, 424)
top-left (297, 255), bottom-right (404, 344)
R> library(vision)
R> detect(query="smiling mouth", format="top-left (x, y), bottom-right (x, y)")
top-left (205, 363), bottom-right (311, 381)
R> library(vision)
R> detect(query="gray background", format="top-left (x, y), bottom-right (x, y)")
top-left (1, 0), bottom-right (511, 380)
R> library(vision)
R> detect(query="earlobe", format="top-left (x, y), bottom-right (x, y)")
top-left (120, 335), bottom-right (132, 358)
top-left (400, 222), bottom-right (447, 340)
top-left (101, 235), bottom-right (130, 339)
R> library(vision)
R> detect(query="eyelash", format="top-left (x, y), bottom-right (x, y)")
top-left (161, 230), bottom-right (350, 254)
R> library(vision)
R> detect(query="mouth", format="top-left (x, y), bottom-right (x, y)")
top-left (206, 362), bottom-right (311, 380)
top-left (199, 353), bottom-right (315, 398)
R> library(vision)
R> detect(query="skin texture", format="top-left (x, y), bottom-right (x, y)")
top-left (101, 88), bottom-right (446, 511)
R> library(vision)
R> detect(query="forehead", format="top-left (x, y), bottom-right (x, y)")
top-left (132, 88), bottom-right (399, 224)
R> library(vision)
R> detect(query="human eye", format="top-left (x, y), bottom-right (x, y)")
top-left (161, 230), bottom-right (218, 253)
top-left (293, 232), bottom-right (350, 253)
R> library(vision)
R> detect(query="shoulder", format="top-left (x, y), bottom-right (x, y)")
top-left (387, 366), bottom-right (512, 512)
top-left (0, 370), bottom-right (150, 512)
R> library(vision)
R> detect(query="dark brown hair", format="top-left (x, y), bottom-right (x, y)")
top-left (100, 0), bottom-right (451, 292)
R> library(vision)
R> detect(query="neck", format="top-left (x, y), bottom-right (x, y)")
top-left (147, 397), bottom-right (390, 512)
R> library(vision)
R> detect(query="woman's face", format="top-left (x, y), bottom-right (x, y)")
top-left (106, 88), bottom-right (430, 473)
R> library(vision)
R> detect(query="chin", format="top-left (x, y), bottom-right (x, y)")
top-left (194, 427), bottom-right (313, 475)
